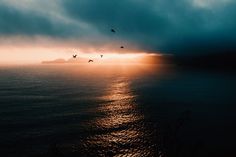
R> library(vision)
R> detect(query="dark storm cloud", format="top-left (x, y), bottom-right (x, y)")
top-left (1, 0), bottom-right (236, 55)
top-left (0, 4), bottom-right (84, 38)
top-left (62, 0), bottom-right (170, 50)
top-left (62, 0), bottom-right (236, 55)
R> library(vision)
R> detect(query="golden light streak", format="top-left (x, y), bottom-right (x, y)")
top-left (0, 36), bottom-right (163, 65)
top-left (0, 46), bottom-right (162, 65)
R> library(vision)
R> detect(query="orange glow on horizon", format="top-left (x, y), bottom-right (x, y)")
top-left (0, 36), bottom-right (166, 65)
top-left (0, 45), bottom-right (163, 65)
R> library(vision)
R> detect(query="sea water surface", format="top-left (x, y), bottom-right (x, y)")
top-left (0, 64), bottom-right (235, 157)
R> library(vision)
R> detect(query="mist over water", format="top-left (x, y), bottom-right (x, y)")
top-left (0, 64), bottom-right (235, 157)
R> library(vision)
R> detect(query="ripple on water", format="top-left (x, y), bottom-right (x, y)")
top-left (77, 78), bottom-right (157, 156)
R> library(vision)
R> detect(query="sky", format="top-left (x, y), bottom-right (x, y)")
top-left (0, 0), bottom-right (235, 64)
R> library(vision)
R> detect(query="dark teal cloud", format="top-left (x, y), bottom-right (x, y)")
top-left (0, 0), bottom-right (236, 55)
top-left (0, 4), bottom-right (86, 38)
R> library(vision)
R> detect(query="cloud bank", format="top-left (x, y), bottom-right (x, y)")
top-left (0, 0), bottom-right (235, 55)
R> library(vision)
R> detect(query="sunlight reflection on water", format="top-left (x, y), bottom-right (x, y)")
top-left (1, 65), bottom-right (235, 157)
top-left (0, 65), bottom-right (166, 157)
top-left (81, 77), bottom-right (156, 156)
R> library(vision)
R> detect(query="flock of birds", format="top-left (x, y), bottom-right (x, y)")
top-left (72, 28), bottom-right (124, 63)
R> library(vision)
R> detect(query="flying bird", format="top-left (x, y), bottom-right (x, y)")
top-left (88, 59), bottom-right (93, 63)
top-left (100, 55), bottom-right (103, 58)
top-left (120, 46), bottom-right (124, 49)
top-left (73, 54), bottom-right (77, 58)
top-left (111, 29), bottom-right (116, 33)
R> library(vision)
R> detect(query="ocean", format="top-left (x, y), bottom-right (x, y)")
top-left (0, 64), bottom-right (235, 157)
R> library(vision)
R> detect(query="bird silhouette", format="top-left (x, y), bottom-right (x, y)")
top-left (100, 55), bottom-right (103, 58)
top-left (73, 54), bottom-right (77, 58)
top-left (111, 29), bottom-right (116, 33)
top-left (88, 59), bottom-right (93, 63)
top-left (120, 46), bottom-right (124, 49)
